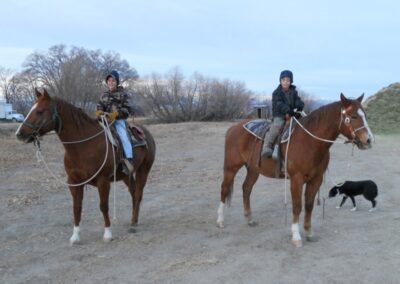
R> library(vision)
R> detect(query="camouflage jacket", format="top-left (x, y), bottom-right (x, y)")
top-left (96, 86), bottom-right (131, 119)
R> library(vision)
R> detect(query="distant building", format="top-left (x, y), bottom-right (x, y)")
top-left (253, 104), bottom-right (270, 119)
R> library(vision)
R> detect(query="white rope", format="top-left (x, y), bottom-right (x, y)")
top-left (325, 144), bottom-right (355, 187)
top-left (287, 116), bottom-right (348, 144)
top-left (101, 117), bottom-right (118, 221)
top-left (61, 128), bottom-right (105, 144)
top-left (35, 115), bottom-right (119, 220)
top-left (283, 117), bottom-right (293, 226)
top-left (281, 110), bottom-right (356, 224)
top-left (36, 116), bottom-right (111, 187)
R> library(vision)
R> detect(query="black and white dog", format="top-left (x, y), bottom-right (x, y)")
top-left (329, 180), bottom-right (378, 212)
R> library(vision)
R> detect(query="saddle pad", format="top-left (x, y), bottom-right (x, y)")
top-left (243, 119), bottom-right (272, 140)
top-left (281, 120), bottom-right (297, 142)
top-left (128, 123), bottom-right (147, 148)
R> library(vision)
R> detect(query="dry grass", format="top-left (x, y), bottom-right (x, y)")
top-left (365, 82), bottom-right (400, 134)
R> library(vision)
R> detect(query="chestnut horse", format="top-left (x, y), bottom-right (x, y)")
top-left (16, 89), bottom-right (156, 244)
top-left (217, 94), bottom-right (374, 247)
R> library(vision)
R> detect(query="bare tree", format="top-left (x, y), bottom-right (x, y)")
top-left (297, 89), bottom-right (319, 114)
top-left (21, 44), bottom-right (138, 112)
top-left (0, 67), bottom-right (15, 103)
top-left (203, 79), bottom-right (252, 121)
top-left (135, 68), bottom-right (253, 122)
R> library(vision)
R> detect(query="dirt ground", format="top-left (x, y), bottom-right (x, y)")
top-left (1, 121), bottom-right (399, 284)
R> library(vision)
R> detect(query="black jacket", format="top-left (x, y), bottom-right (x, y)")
top-left (272, 85), bottom-right (304, 118)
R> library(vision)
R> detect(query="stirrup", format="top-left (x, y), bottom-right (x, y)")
top-left (262, 147), bottom-right (273, 158)
top-left (122, 159), bottom-right (134, 174)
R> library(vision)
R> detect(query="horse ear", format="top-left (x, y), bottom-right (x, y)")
top-left (35, 88), bottom-right (42, 98)
top-left (340, 93), bottom-right (350, 107)
top-left (43, 88), bottom-right (50, 99)
top-left (356, 93), bottom-right (365, 103)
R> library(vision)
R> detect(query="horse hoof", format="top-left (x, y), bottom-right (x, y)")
top-left (291, 239), bottom-right (303, 247)
top-left (69, 236), bottom-right (80, 246)
top-left (369, 208), bottom-right (376, 212)
top-left (69, 239), bottom-right (80, 246)
top-left (128, 226), bottom-right (137, 234)
top-left (217, 221), bottom-right (224, 228)
top-left (350, 207), bottom-right (357, 212)
top-left (336, 206), bottom-right (341, 209)
top-left (247, 220), bottom-right (258, 227)
top-left (306, 235), bottom-right (318, 242)
top-left (103, 237), bottom-right (113, 243)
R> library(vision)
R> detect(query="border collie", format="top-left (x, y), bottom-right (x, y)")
top-left (328, 180), bottom-right (378, 212)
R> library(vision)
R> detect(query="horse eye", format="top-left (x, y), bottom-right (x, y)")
top-left (351, 115), bottom-right (358, 119)
top-left (36, 110), bottom-right (44, 115)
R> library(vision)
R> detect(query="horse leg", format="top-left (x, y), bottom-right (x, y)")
top-left (304, 175), bottom-right (323, 242)
top-left (96, 178), bottom-right (112, 242)
top-left (127, 167), bottom-right (149, 227)
top-left (122, 175), bottom-right (136, 232)
top-left (290, 174), bottom-right (304, 247)
top-left (242, 167), bottom-right (260, 226)
top-left (69, 185), bottom-right (84, 245)
top-left (217, 164), bottom-right (241, 228)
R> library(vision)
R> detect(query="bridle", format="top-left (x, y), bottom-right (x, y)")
top-left (339, 107), bottom-right (368, 142)
top-left (20, 100), bottom-right (62, 147)
top-left (21, 99), bottom-right (110, 148)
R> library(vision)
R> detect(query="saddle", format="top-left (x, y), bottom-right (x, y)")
top-left (127, 121), bottom-right (147, 147)
top-left (243, 118), bottom-right (285, 178)
top-left (243, 119), bottom-right (272, 139)
top-left (107, 121), bottom-right (147, 162)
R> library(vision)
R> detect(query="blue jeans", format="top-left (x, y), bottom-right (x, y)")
top-left (114, 119), bottom-right (132, 159)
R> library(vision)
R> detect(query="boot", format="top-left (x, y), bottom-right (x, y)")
top-left (262, 142), bottom-right (274, 158)
top-left (122, 158), bottom-right (134, 175)
top-left (262, 119), bottom-right (282, 158)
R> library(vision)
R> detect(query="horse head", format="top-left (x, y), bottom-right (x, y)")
top-left (339, 93), bottom-right (374, 149)
top-left (16, 88), bottom-right (61, 143)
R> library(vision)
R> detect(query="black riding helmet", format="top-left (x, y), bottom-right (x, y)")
top-left (280, 70), bottom-right (293, 83)
top-left (105, 70), bottom-right (120, 86)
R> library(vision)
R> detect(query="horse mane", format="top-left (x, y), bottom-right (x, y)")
top-left (54, 97), bottom-right (99, 129)
top-left (299, 101), bottom-right (341, 130)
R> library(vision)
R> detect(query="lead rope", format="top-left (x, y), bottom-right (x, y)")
top-left (35, 122), bottom-right (110, 187)
top-left (35, 115), bottom-right (118, 220)
top-left (326, 144), bottom-right (355, 187)
top-left (102, 117), bottom-right (118, 221)
top-left (282, 112), bottom-right (355, 223)
top-left (283, 117), bottom-right (293, 226)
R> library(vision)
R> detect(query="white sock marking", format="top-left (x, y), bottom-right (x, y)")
top-left (217, 201), bottom-right (225, 224)
top-left (291, 223), bottom-right (301, 241)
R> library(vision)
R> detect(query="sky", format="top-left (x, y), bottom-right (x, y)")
top-left (1, 0), bottom-right (399, 101)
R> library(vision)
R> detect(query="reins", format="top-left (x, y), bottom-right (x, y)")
top-left (35, 115), bottom-right (114, 187)
top-left (34, 114), bottom-right (119, 220)
top-left (281, 108), bottom-right (361, 223)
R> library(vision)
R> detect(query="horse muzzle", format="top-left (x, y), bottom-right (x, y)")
top-left (16, 130), bottom-right (36, 143)
top-left (354, 133), bottom-right (374, 150)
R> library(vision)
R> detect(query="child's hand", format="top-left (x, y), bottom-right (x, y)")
top-left (107, 111), bottom-right (119, 120)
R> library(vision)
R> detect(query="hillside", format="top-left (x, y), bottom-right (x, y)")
top-left (364, 83), bottom-right (400, 134)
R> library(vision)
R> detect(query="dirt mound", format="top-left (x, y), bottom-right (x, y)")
top-left (365, 82), bottom-right (400, 134)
